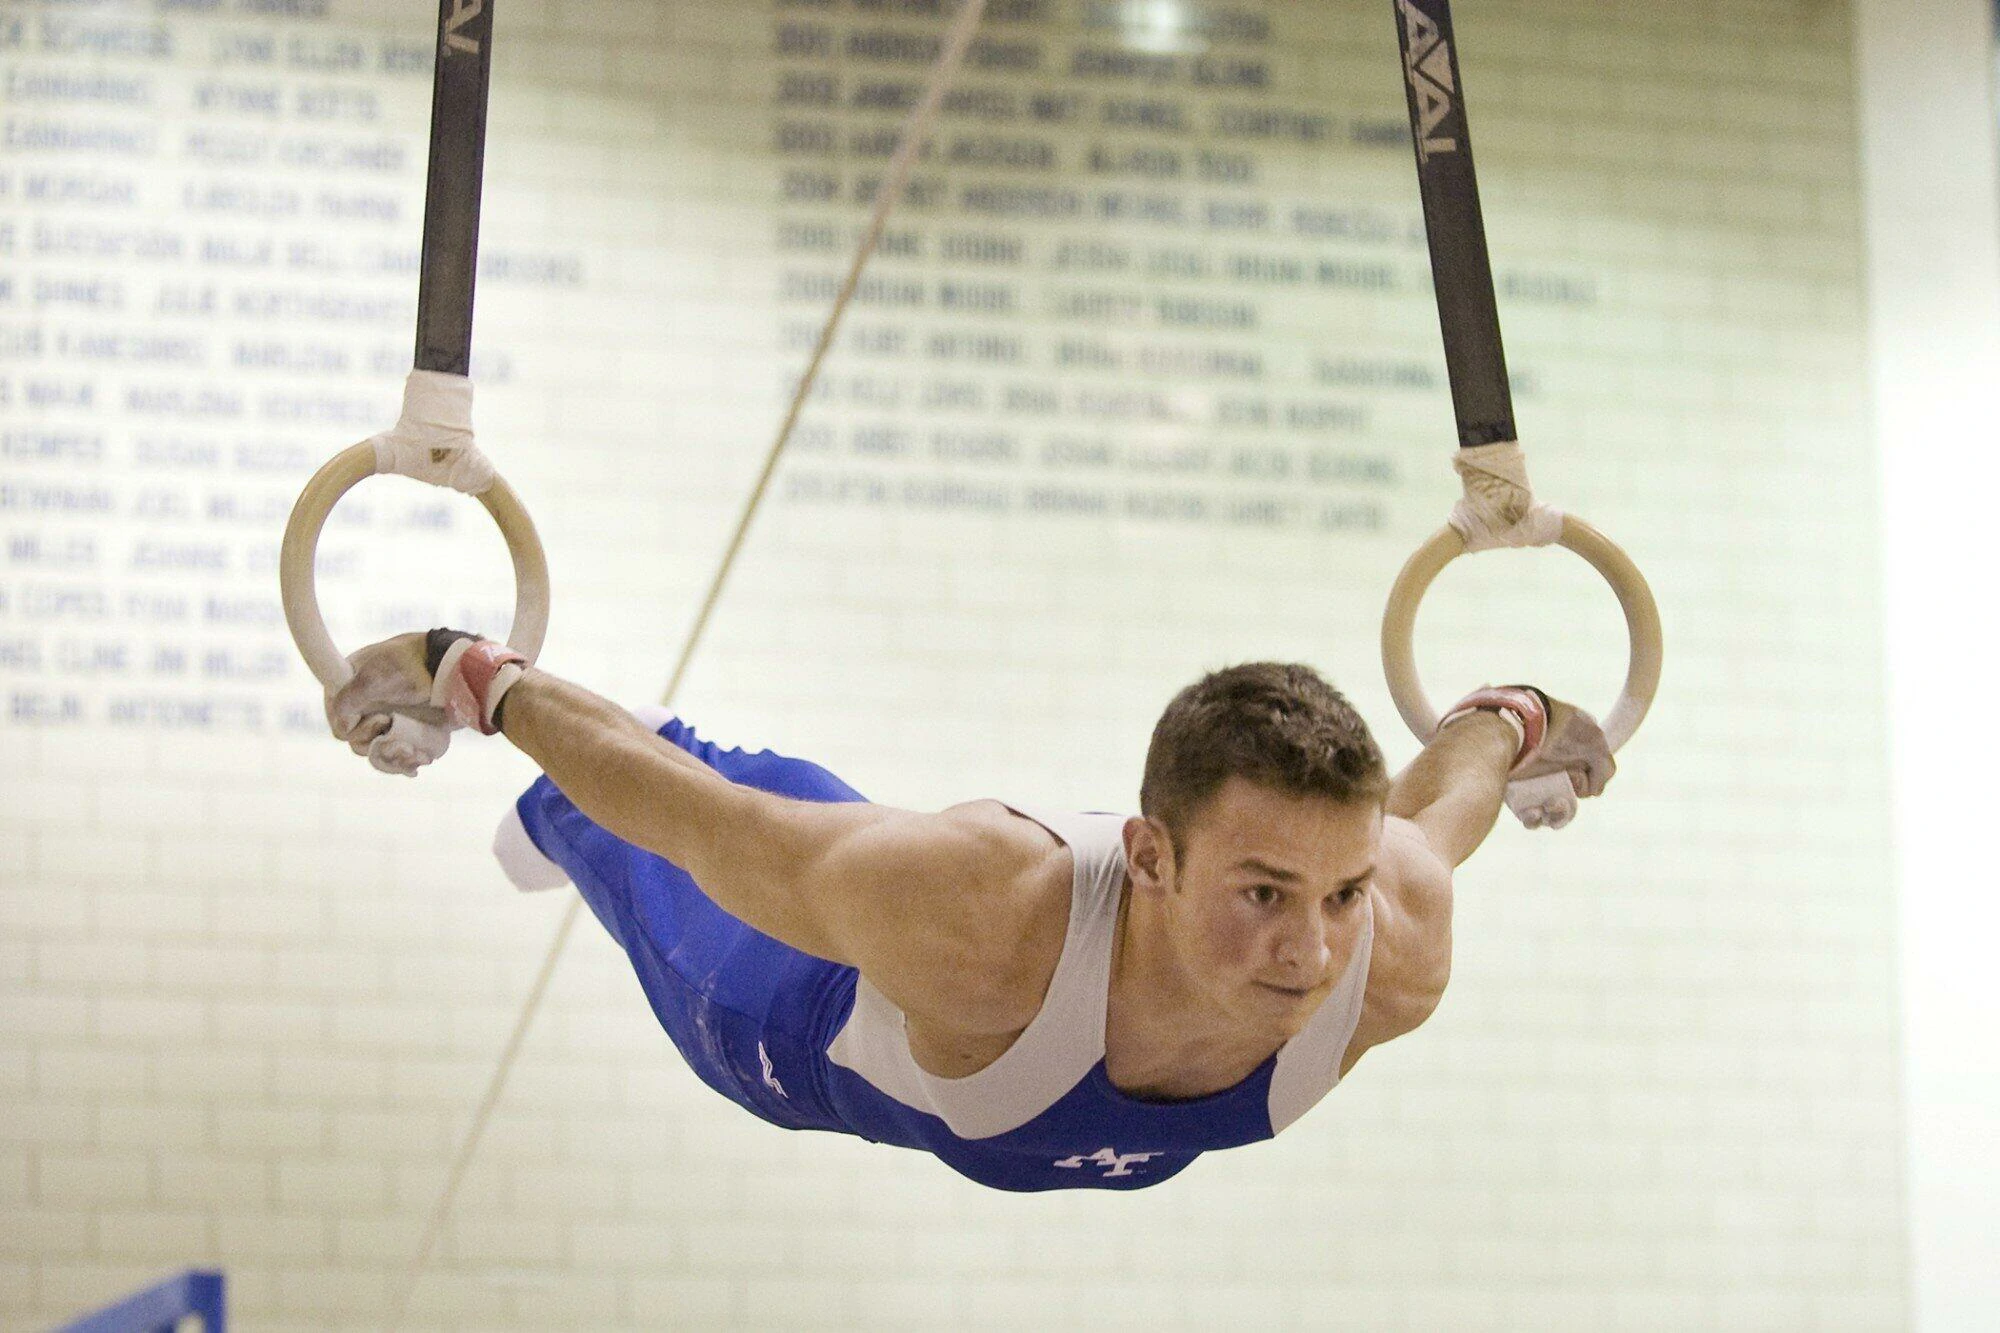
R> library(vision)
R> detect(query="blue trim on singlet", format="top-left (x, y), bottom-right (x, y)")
top-left (512, 719), bottom-right (1287, 1192)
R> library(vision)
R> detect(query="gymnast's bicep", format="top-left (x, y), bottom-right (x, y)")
top-left (1348, 816), bottom-right (1456, 1060)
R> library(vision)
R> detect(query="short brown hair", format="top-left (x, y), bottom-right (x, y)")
top-left (1140, 662), bottom-right (1389, 850)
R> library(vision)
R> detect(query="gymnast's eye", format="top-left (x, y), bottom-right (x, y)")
top-left (1244, 884), bottom-right (1280, 908)
top-left (1328, 883), bottom-right (1366, 911)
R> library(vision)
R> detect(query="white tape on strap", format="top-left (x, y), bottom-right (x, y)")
top-left (371, 370), bottom-right (496, 495)
top-left (1449, 441), bottom-right (1564, 552)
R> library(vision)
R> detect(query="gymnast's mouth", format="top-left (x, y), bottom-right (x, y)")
top-left (1255, 981), bottom-right (1315, 999)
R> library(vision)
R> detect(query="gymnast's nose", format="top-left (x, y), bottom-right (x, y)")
top-left (1273, 902), bottom-right (1331, 979)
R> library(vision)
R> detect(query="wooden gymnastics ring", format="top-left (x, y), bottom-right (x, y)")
top-left (279, 442), bottom-right (550, 691)
top-left (1380, 514), bottom-right (1663, 749)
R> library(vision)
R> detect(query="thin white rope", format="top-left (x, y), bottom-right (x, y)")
top-left (660, 0), bottom-right (987, 708)
top-left (387, 3), bottom-right (988, 1324)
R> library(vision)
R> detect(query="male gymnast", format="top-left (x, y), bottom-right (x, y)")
top-left (328, 630), bottom-right (1612, 1190)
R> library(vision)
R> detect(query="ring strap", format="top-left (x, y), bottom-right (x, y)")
top-left (414, 0), bottom-right (495, 376)
top-left (1394, 0), bottom-right (1515, 448)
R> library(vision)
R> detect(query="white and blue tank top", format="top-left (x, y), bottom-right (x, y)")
top-left (499, 719), bottom-right (1375, 1192)
top-left (820, 807), bottom-right (1375, 1189)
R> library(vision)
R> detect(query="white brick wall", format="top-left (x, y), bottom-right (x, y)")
top-left (2, 0), bottom-right (1905, 1328)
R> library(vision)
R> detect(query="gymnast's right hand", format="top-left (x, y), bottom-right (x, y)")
top-left (324, 631), bottom-right (453, 777)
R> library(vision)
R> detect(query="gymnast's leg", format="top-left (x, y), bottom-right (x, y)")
top-left (500, 716), bottom-right (865, 1127)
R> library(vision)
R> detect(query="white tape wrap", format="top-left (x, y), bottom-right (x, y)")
top-left (1505, 772), bottom-right (1578, 831)
top-left (370, 370), bottom-right (496, 495)
top-left (367, 712), bottom-right (453, 778)
top-left (1449, 441), bottom-right (1564, 552)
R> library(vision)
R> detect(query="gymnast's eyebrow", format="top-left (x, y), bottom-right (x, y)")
top-left (1234, 857), bottom-right (1301, 881)
top-left (1232, 860), bottom-right (1375, 889)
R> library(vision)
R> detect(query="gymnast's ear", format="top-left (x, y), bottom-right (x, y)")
top-left (1123, 816), bottom-right (1176, 897)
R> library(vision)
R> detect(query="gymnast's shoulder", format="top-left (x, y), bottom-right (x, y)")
top-left (752, 794), bottom-right (1072, 1027)
top-left (893, 796), bottom-right (1076, 1030)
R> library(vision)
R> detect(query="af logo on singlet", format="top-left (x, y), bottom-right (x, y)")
top-left (757, 1042), bottom-right (787, 1099)
top-left (1053, 1148), bottom-right (1163, 1178)
top-left (1396, 0), bottom-right (1459, 163)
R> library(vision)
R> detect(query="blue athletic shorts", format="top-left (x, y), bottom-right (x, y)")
top-left (512, 719), bottom-right (864, 1135)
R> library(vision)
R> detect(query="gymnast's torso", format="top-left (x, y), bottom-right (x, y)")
top-left (497, 714), bottom-right (1375, 1193)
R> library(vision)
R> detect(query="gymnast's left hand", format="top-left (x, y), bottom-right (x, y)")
top-left (324, 631), bottom-right (453, 777)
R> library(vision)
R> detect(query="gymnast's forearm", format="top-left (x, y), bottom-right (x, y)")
top-left (1383, 711), bottom-right (1516, 867)
top-left (497, 669), bottom-right (749, 882)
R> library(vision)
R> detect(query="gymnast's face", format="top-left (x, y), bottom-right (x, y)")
top-left (1141, 777), bottom-right (1381, 1037)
